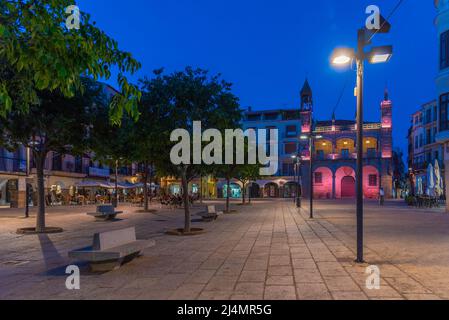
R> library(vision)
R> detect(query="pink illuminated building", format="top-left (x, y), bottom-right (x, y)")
top-left (300, 86), bottom-right (394, 199)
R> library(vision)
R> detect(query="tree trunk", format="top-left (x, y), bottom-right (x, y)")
top-left (114, 160), bottom-right (119, 208)
top-left (242, 182), bottom-right (246, 204)
top-left (181, 168), bottom-right (191, 233)
top-left (199, 174), bottom-right (203, 204)
top-left (143, 164), bottom-right (149, 211)
top-left (226, 177), bottom-right (231, 213)
top-left (149, 163), bottom-right (154, 204)
top-left (35, 152), bottom-right (46, 233)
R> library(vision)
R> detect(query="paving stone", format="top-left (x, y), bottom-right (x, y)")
top-left (331, 291), bottom-right (368, 300)
top-left (296, 283), bottom-right (331, 300)
top-left (266, 275), bottom-right (294, 286)
top-left (264, 286), bottom-right (296, 300)
top-left (323, 276), bottom-right (361, 292)
top-left (0, 200), bottom-right (446, 300)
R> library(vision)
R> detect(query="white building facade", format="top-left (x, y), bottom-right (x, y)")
top-left (435, 0), bottom-right (449, 211)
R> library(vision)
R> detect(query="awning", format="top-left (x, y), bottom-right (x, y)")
top-left (75, 181), bottom-right (110, 188)
top-left (117, 182), bottom-right (137, 189)
top-left (134, 182), bottom-right (160, 188)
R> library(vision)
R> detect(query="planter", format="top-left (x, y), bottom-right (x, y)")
top-left (17, 227), bottom-right (64, 235)
top-left (166, 228), bottom-right (205, 236)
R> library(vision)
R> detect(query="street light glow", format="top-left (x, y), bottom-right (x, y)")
top-left (330, 48), bottom-right (355, 66)
top-left (333, 55), bottom-right (352, 65)
top-left (368, 45), bottom-right (393, 64)
top-left (370, 53), bottom-right (391, 64)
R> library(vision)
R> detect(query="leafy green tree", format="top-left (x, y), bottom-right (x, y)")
top-left (0, 0), bottom-right (141, 122)
top-left (88, 105), bottom-right (135, 208)
top-left (128, 73), bottom-right (172, 211)
top-left (0, 78), bottom-right (106, 232)
top-left (149, 67), bottom-right (241, 233)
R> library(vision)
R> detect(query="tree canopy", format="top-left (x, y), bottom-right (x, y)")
top-left (0, 0), bottom-right (141, 122)
top-left (0, 77), bottom-right (108, 232)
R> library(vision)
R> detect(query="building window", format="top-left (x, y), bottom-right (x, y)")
top-left (52, 153), bottom-right (62, 171)
top-left (341, 149), bottom-right (350, 159)
top-left (264, 113), bottom-right (279, 121)
top-left (314, 172), bottom-right (323, 184)
top-left (441, 30), bottom-right (449, 70)
top-left (316, 150), bottom-right (324, 160)
top-left (367, 148), bottom-right (377, 158)
top-left (286, 125), bottom-right (297, 137)
top-left (247, 114), bottom-right (261, 121)
top-left (426, 109), bottom-right (432, 124)
top-left (284, 142), bottom-right (297, 155)
top-left (440, 93), bottom-right (449, 131)
top-left (368, 174), bottom-right (377, 187)
top-left (75, 156), bottom-right (83, 173)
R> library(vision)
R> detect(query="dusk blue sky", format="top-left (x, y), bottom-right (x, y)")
top-left (78, 0), bottom-right (437, 155)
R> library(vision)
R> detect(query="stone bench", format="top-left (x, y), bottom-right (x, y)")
top-left (87, 205), bottom-right (123, 221)
top-left (198, 205), bottom-right (223, 222)
top-left (68, 227), bottom-right (155, 272)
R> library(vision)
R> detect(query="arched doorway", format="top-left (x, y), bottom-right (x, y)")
top-left (264, 183), bottom-right (279, 198)
top-left (335, 166), bottom-right (356, 198)
top-left (249, 183), bottom-right (261, 198)
top-left (341, 176), bottom-right (356, 198)
top-left (223, 183), bottom-right (242, 199)
top-left (169, 183), bottom-right (181, 195)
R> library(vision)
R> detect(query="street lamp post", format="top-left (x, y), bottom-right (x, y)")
top-left (301, 134), bottom-right (322, 219)
top-left (309, 135), bottom-right (314, 219)
top-left (292, 155), bottom-right (301, 208)
top-left (331, 19), bottom-right (392, 263)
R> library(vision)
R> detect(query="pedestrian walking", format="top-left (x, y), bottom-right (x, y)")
top-left (379, 187), bottom-right (385, 206)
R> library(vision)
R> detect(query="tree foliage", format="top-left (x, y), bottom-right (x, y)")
top-left (0, 76), bottom-right (107, 232)
top-left (146, 67), bottom-right (242, 232)
top-left (0, 0), bottom-right (141, 122)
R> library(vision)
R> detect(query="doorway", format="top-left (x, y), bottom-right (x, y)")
top-left (341, 176), bottom-right (356, 198)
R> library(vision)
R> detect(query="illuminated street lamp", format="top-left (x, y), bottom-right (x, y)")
top-left (330, 18), bottom-right (392, 263)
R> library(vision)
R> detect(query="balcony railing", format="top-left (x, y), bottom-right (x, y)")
top-left (313, 152), bottom-right (381, 161)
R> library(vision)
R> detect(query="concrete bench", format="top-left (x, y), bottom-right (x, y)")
top-left (68, 227), bottom-right (155, 271)
top-left (198, 205), bottom-right (223, 222)
top-left (87, 205), bottom-right (123, 221)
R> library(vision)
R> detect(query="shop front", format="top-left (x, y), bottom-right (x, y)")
top-left (0, 175), bottom-right (27, 208)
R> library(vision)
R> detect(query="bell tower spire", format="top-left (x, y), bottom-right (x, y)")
top-left (300, 79), bottom-right (313, 134)
top-left (300, 79), bottom-right (313, 111)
